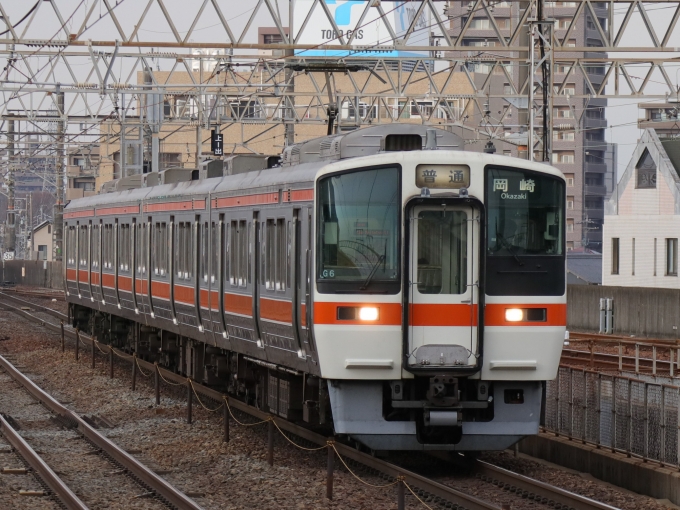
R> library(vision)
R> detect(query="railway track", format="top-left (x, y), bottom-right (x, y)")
top-left (0, 291), bottom-right (619, 510)
top-left (562, 348), bottom-right (676, 374)
top-left (0, 352), bottom-right (203, 510)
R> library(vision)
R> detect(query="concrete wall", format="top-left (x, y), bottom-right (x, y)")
top-left (0, 260), bottom-right (63, 289)
top-left (568, 284), bottom-right (680, 339)
top-left (519, 433), bottom-right (680, 505)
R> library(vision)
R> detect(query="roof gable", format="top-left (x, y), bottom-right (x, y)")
top-left (606, 129), bottom-right (680, 215)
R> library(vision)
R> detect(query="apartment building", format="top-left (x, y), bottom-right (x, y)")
top-left (446, 0), bottom-right (616, 250)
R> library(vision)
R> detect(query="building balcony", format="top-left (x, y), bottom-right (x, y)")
top-left (585, 184), bottom-right (607, 196)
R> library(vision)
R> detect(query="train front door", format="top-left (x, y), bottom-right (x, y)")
top-left (408, 205), bottom-right (479, 370)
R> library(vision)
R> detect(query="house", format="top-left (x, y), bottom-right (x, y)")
top-left (602, 129), bottom-right (680, 287)
top-left (31, 221), bottom-right (53, 261)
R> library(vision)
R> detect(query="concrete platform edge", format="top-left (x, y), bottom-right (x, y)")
top-left (518, 432), bottom-right (680, 505)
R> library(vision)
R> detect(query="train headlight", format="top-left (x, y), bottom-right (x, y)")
top-left (505, 308), bottom-right (524, 322)
top-left (359, 307), bottom-right (379, 321)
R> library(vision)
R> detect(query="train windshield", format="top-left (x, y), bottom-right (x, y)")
top-left (486, 167), bottom-right (565, 256)
top-left (317, 166), bottom-right (401, 293)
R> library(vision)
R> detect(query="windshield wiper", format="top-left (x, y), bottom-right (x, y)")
top-left (360, 254), bottom-right (386, 290)
top-left (496, 230), bottom-right (524, 266)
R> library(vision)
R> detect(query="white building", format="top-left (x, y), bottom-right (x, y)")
top-left (603, 129), bottom-right (680, 287)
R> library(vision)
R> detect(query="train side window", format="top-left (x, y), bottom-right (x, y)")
top-left (229, 221), bottom-right (237, 286)
top-left (211, 221), bottom-right (219, 284)
top-left (119, 224), bottom-right (130, 272)
top-left (264, 218), bottom-right (287, 291)
top-left (277, 218), bottom-right (286, 291)
top-left (202, 222), bottom-right (209, 282)
top-left (176, 223), bottom-right (182, 278)
top-left (91, 225), bottom-right (99, 269)
top-left (67, 226), bottom-right (75, 266)
top-left (79, 225), bottom-right (88, 268)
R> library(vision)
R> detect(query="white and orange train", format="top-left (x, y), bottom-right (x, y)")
top-left (64, 125), bottom-right (566, 451)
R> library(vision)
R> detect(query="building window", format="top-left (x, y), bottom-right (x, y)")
top-left (553, 131), bottom-right (575, 141)
top-left (635, 148), bottom-right (657, 189)
top-left (564, 173), bottom-right (575, 186)
top-left (666, 238), bottom-right (678, 276)
top-left (585, 129), bottom-right (605, 141)
top-left (566, 196), bottom-right (574, 209)
top-left (38, 245), bottom-right (47, 260)
top-left (566, 219), bottom-right (574, 233)
top-left (553, 151), bottom-right (575, 164)
top-left (566, 241), bottom-right (574, 251)
top-left (585, 173), bottom-right (604, 186)
top-left (611, 238), bottom-right (619, 274)
top-left (632, 238), bottom-right (635, 276)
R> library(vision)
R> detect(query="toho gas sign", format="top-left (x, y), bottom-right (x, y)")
top-left (294, 1), bottom-right (428, 58)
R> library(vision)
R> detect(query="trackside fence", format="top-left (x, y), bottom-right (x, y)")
top-left (545, 366), bottom-right (680, 467)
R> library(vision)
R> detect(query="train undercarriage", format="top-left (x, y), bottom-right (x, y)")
top-left (71, 303), bottom-right (544, 453)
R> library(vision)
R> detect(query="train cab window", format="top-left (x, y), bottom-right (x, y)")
top-left (317, 166), bottom-right (401, 294)
top-left (417, 210), bottom-right (468, 294)
top-left (230, 220), bottom-right (248, 287)
top-left (264, 218), bottom-right (288, 291)
top-left (485, 166), bottom-right (566, 296)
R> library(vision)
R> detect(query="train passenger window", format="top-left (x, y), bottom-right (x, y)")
top-left (417, 210), bottom-right (468, 294)
top-left (102, 224), bottom-right (113, 269)
top-left (79, 226), bottom-right (88, 268)
top-left (212, 221), bottom-right (220, 283)
top-left (119, 224), bottom-right (131, 272)
top-left (264, 218), bottom-right (287, 291)
top-left (67, 226), bottom-right (76, 266)
top-left (175, 222), bottom-right (193, 280)
top-left (153, 222), bottom-right (169, 276)
top-left (91, 225), bottom-right (99, 269)
top-left (229, 220), bottom-right (248, 287)
top-left (202, 222), bottom-right (209, 282)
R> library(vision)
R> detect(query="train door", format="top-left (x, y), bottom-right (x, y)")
top-left (257, 207), bottom-right (305, 360)
top-left (222, 212), bottom-right (259, 349)
top-left (407, 204), bottom-right (479, 369)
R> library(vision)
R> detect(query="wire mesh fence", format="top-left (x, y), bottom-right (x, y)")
top-left (545, 366), bottom-right (680, 467)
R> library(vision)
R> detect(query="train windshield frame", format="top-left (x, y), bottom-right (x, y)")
top-left (486, 166), bottom-right (565, 257)
top-left (316, 165), bottom-right (401, 294)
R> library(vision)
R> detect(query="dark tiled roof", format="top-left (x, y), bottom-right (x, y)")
top-left (567, 253), bottom-right (602, 285)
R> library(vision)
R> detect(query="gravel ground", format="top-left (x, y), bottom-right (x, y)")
top-left (0, 302), bottom-right (676, 510)
top-left (0, 364), bottom-right (168, 510)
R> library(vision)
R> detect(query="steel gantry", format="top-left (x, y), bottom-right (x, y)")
top-left (2, 0), bottom-right (680, 259)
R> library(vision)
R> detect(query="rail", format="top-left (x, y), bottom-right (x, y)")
top-left (0, 353), bottom-right (203, 510)
top-left (0, 290), bottom-right (68, 322)
top-left (0, 294), bottom-right (620, 510)
top-left (473, 461), bottom-right (617, 510)
top-left (0, 414), bottom-right (88, 510)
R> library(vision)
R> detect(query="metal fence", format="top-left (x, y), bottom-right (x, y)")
top-left (545, 366), bottom-right (680, 467)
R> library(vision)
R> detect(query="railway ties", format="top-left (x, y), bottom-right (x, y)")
top-left (0, 354), bottom-right (203, 510)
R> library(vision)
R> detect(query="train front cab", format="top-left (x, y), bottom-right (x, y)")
top-left (313, 155), bottom-right (566, 451)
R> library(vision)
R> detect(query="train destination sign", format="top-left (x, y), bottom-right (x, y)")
top-left (415, 164), bottom-right (470, 189)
